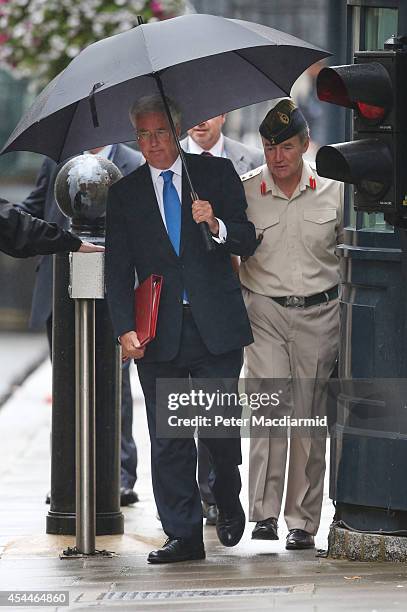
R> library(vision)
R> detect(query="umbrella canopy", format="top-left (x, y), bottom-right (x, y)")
top-left (1, 13), bottom-right (330, 162)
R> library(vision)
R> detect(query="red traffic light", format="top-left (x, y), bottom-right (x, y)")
top-left (316, 50), bottom-right (407, 216)
top-left (317, 63), bottom-right (393, 124)
top-left (356, 102), bottom-right (385, 121)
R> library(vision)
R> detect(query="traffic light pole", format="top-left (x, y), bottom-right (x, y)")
top-left (315, 31), bottom-right (407, 560)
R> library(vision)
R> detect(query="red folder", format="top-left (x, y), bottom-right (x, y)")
top-left (134, 274), bottom-right (163, 347)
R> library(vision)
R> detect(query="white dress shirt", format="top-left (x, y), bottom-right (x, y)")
top-left (186, 133), bottom-right (226, 158)
top-left (148, 156), bottom-right (227, 242)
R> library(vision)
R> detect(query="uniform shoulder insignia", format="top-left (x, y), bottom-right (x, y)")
top-left (240, 166), bottom-right (263, 182)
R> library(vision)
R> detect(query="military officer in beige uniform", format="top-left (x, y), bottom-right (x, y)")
top-left (240, 99), bottom-right (343, 550)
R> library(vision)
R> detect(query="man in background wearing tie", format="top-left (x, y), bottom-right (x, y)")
top-left (105, 95), bottom-right (257, 564)
top-left (181, 114), bottom-right (263, 175)
top-left (182, 114), bottom-right (263, 526)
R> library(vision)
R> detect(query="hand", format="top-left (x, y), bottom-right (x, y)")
top-left (78, 241), bottom-right (105, 253)
top-left (120, 330), bottom-right (146, 361)
top-left (192, 199), bottom-right (219, 235)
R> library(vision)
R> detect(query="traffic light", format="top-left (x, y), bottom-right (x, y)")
top-left (315, 38), bottom-right (407, 223)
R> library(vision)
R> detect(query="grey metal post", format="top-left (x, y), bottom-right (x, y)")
top-left (67, 251), bottom-right (106, 556)
top-left (75, 298), bottom-right (96, 554)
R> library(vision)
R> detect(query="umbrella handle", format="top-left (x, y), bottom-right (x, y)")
top-left (199, 221), bottom-right (216, 252)
top-left (154, 73), bottom-right (216, 253)
top-left (190, 189), bottom-right (216, 253)
top-left (200, 222), bottom-right (216, 252)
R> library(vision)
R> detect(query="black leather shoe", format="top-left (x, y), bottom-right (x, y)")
top-left (147, 538), bottom-right (205, 564)
top-left (120, 487), bottom-right (139, 506)
top-left (202, 502), bottom-right (218, 526)
top-left (216, 501), bottom-right (245, 547)
top-left (251, 517), bottom-right (278, 540)
top-left (286, 529), bottom-right (315, 550)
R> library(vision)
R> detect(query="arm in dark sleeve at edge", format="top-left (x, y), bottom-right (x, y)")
top-left (0, 199), bottom-right (81, 258)
top-left (217, 159), bottom-right (257, 257)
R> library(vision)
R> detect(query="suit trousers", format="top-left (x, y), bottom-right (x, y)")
top-left (243, 288), bottom-right (339, 535)
top-left (197, 440), bottom-right (216, 505)
top-left (137, 308), bottom-right (243, 541)
top-left (120, 361), bottom-right (138, 489)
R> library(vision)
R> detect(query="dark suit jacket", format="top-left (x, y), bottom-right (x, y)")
top-left (0, 199), bottom-right (81, 258)
top-left (20, 144), bottom-right (144, 328)
top-left (105, 153), bottom-right (257, 362)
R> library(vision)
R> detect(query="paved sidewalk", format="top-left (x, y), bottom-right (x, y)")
top-left (0, 331), bottom-right (48, 406)
top-left (0, 363), bottom-right (406, 611)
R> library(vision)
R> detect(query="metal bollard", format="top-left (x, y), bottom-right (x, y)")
top-left (46, 154), bottom-right (124, 555)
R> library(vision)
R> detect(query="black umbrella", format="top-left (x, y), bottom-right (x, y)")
top-left (2, 13), bottom-right (330, 159)
top-left (1, 13), bottom-right (330, 248)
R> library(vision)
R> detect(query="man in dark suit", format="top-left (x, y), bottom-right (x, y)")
top-left (19, 143), bottom-right (144, 505)
top-left (182, 115), bottom-right (264, 526)
top-left (0, 198), bottom-right (103, 257)
top-left (105, 95), bottom-right (257, 564)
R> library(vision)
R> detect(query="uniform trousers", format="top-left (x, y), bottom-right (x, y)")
top-left (243, 288), bottom-right (339, 535)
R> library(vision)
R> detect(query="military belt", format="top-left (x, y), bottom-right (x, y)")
top-left (271, 285), bottom-right (338, 309)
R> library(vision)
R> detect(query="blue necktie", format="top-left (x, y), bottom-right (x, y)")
top-left (161, 170), bottom-right (188, 302)
top-left (161, 170), bottom-right (181, 255)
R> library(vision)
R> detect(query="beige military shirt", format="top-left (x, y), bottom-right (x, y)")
top-left (239, 159), bottom-right (344, 297)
